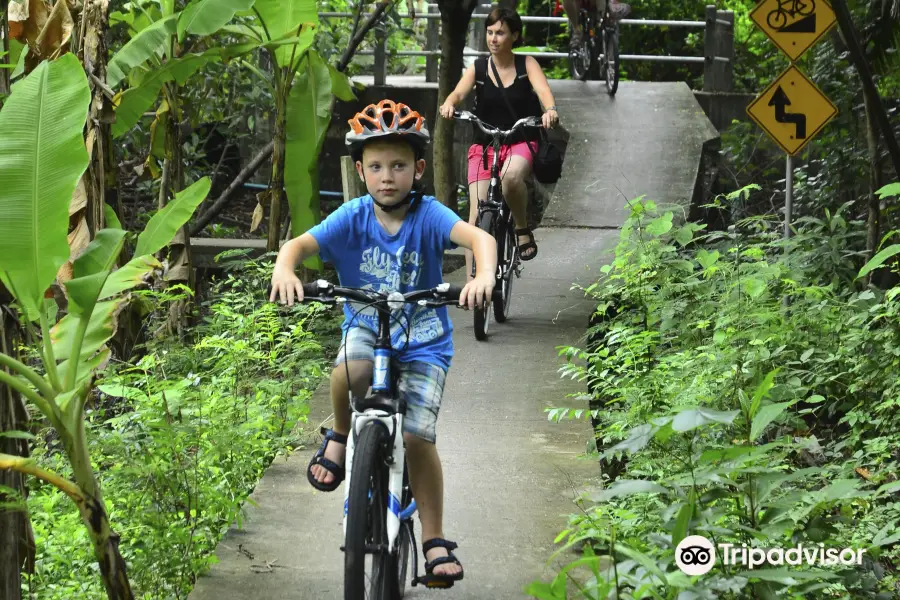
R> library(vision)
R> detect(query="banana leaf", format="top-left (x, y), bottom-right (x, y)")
top-left (178, 0), bottom-right (258, 39)
top-left (253, 0), bottom-right (317, 66)
top-left (133, 177), bottom-right (211, 258)
top-left (107, 14), bottom-right (178, 88)
top-left (0, 53), bottom-right (90, 322)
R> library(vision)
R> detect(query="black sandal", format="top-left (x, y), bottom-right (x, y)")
top-left (516, 228), bottom-right (538, 261)
top-left (414, 538), bottom-right (464, 589)
top-left (306, 427), bottom-right (347, 492)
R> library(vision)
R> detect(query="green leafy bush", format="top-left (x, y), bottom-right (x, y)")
top-left (533, 191), bottom-right (900, 599)
top-left (22, 256), bottom-right (340, 599)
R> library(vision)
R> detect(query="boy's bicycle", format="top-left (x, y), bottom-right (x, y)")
top-left (568, 0), bottom-right (620, 95)
top-left (454, 109), bottom-right (542, 341)
top-left (293, 279), bottom-right (464, 599)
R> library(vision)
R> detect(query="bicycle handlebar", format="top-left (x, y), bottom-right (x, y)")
top-left (290, 280), bottom-right (466, 309)
top-left (453, 110), bottom-right (542, 140)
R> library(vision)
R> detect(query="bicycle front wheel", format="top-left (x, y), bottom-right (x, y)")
top-left (568, 14), bottom-right (592, 80)
top-left (345, 423), bottom-right (392, 600)
top-left (473, 209), bottom-right (495, 341)
top-left (493, 217), bottom-right (516, 323)
top-left (604, 26), bottom-right (620, 96)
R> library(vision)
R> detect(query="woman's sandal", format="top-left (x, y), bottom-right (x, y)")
top-left (306, 427), bottom-right (347, 492)
top-left (516, 228), bottom-right (538, 261)
top-left (414, 538), bottom-right (465, 589)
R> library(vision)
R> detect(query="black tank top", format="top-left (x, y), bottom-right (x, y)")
top-left (473, 55), bottom-right (543, 144)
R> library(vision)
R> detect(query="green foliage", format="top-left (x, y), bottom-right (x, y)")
top-left (286, 48), bottom-right (346, 267)
top-left (22, 257), bottom-right (341, 599)
top-left (537, 191), bottom-right (900, 598)
top-left (0, 53), bottom-right (90, 322)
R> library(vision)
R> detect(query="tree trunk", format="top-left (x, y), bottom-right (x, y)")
top-left (267, 66), bottom-right (289, 252)
top-left (0, 288), bottom-right (33, 600)
top-left (79, 0), bottom-right (114, 236)
top-left (159, 89), bottom-right (193, 337)
top-left (832, 0), bottom-right (900, 180)
top-left (80, 490), bottom-right (134, 599)
top-left (1, 0), bottom-right (10, 98)
top-left (863, 91), bottom-right (883, 286)
top-left (434, 0), bottom-right (478, 212)
top-left (190, 140), bottom-right (275, 235)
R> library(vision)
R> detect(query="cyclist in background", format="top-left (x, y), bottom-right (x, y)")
top-left (561, 0), bottom-right (631, 52)
top-left (439, 6), bottom-right (559, 273)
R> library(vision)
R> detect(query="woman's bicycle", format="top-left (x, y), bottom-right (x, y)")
top-left (568, 0), bottom-right (620, 95)
top-left (293, 279), bottom-right (463, 599)
top-left (454, 109), bottom-right (542, 341)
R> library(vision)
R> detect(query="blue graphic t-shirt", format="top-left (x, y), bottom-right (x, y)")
top-left (308, 195), bottom-right (461, 369)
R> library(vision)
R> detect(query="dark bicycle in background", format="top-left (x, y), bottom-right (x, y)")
top-left (568, 0), bottom-right (621, 95)
top-left (454, 109), bottom-right (542, 341)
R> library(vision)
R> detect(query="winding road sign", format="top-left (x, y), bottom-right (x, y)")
top-left (746, 65), bottom-right (837, 155)
top-left (750, 0), bottom-right (837, 61)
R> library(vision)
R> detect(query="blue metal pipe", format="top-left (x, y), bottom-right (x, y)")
top-left (241, 182), bottom-right (343, 197)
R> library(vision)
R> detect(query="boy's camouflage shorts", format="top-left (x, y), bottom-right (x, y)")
top-left (335, 326), bottom-right (446, 443)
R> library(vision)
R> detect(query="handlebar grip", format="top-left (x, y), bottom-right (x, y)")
top-left (303, 282), bottom-right (323, 298)
top-left (442, 284), bottom-right (464, 300)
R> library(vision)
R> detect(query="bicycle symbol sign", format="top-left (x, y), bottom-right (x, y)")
top-left (750, 0), bottom-right (836, 61)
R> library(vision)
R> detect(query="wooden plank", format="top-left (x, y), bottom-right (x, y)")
top-left (341, 155), bottom-right (368, 203)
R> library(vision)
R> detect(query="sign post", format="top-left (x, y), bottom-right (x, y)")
top-left (746, 0), bottom-right (838, 245)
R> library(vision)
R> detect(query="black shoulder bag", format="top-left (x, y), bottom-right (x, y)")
top-left (488, 57), bottom-right (563, 185)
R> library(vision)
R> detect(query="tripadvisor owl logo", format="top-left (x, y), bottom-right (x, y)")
top-left (675, 535), bottom-right (716, 576)
top-left (674, 535), bottom-right (868, 576)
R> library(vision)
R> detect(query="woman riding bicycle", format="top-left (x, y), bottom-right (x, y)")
top-left (439, 6), bottom-right (559, 272)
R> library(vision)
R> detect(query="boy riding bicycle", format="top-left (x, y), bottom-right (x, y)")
top-left (269, 99), bottom-right (497, 588)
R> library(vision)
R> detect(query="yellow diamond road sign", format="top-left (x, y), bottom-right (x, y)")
top-left (750, 0), bottom-right (837, 61)
top-left (747, 65), bottom-right (838, 156)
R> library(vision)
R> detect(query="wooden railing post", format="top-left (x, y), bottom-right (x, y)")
top-left (703, 5), bottom-right (719, 92)
top-left (374, 22), bottom-right (387, 86)
top-left (718, 10), bottom-right (734, 93)
top-left (425, 3), bottom-right (439, 83)
top-left (341, 156), bottom-right (368, 203)
top-left (704, 6), bottom-right (734, 93)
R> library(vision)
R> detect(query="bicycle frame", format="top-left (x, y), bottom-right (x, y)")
top-left (456, 110), bottom-right (540, 279)
top-left (341, 308), bottom-right (408, 555)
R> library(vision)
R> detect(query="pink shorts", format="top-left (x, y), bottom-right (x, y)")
top-left (467, 142), bottom-right (538, 184)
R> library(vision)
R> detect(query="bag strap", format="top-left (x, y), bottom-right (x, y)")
top-left (490, 56), bottom-right (543, 159)
top-left (474, 58), bottom-right (487, 109)
top-left (489, 56), bottom-right (519, 123)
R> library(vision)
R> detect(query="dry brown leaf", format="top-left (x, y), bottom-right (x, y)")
top-left (67, 215), bottom-right (90, 258)
top-left (855, 467), bottom-right (872, 481)
top-left (85, 127), bottom-right (97, 160)
top-left (250, 202), bottom-right (264, 233)
top-left (56, 216), bottom-right (90, 286)
top-left (35, 0), bottom-right (74, 59)
top-left (69, 176), bottom-right (88, 215)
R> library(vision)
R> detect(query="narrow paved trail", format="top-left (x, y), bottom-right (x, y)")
top-left (188, 81), bottom-right (717, 599)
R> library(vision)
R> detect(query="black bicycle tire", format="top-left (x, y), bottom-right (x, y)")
top-left (493, 217), bottom-right (516, 323)
top-left (568, 12), bottom-right (591, 81)
top-left (393, 520), bottom-right (414, 598)
top-left (473, 209), bottom-right (495, 341)
top-left (344, 423), bottom-right (391, 600)
top-left (605, 26), bottom-right (620, 96)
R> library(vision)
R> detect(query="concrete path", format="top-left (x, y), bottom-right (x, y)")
top-left (188, 81), bottom-right (717, 600)
top-left (544, 81), bottom-right (718, 229)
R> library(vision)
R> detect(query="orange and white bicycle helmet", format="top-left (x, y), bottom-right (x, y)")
top-left (346, 99), bottom-right (430, 161)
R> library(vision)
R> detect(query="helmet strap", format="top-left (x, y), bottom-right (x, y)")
top-left (372, 189), bottom-right (418, 213)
